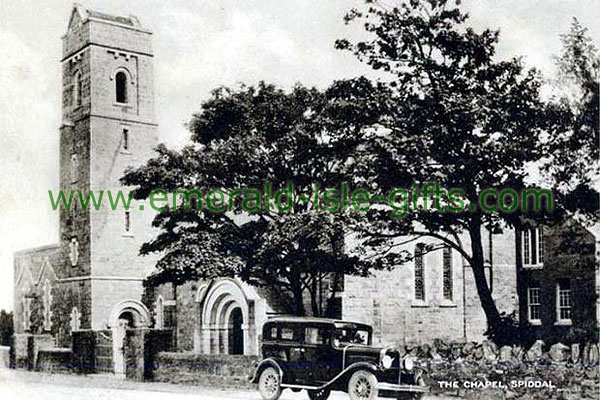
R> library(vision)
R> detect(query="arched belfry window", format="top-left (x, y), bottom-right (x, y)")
top-left (115, 71), bottom-right (128, 103)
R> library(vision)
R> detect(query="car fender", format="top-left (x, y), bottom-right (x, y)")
top-left (335, 361), bottom-right (379, 383)
top-left (250, 358), bottom-right (284, 384)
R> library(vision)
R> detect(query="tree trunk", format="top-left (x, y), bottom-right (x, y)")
top-left (310, 274), bottom-right (320, 317)
top-left (468, 219), bottom-right (502, 330)
top-left (290, 267), bottom-right (306, 316)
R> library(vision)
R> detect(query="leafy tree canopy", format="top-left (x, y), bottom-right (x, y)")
top-left (123, 81), bottom-right (403, 316)
top-left (334, 0), bottom-right (598, 331)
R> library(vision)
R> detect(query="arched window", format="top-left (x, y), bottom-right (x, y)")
top-left (70, 307), bottom-right (81, 332)
top-left (115, 71), bottom-right (128, 103)
top-left (42, 279), bottom-right (53, 331)
top-left (154, 296), bottom-right (164, 329)
top-left (69, 237), bottom-right (79, 266)
top-left (22, 297), bottom-right (32, 331)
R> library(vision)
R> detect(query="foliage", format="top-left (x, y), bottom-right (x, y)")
top-left (334, 0), bottom-right (598, 339)
top-left (123, 81), bottom-right (403, 316)
top-left (0, 310), bottom-right (13, 346)
top-left (545, 17), bottom-right (599, 215)
top-left (483, 312), bottom-right (536, 348)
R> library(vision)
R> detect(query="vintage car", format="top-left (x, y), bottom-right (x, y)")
top-left (251, 317), bottom-right (427, 400)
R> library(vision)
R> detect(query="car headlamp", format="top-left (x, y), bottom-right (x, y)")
top-left (381, 354), bottom-right (394, 369)
top-left (403, 356), bottom-right (414, 371)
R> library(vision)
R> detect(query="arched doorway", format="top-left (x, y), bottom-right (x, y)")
top-left (198, 278), bottom-right (257, 355)
top-left (228, 307), bottom-right (244, 355)
top-left (108, 300), bottom-right (150, 377)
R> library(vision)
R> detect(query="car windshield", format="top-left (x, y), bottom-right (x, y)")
top-left (333, 326), bottom-right (370, 346)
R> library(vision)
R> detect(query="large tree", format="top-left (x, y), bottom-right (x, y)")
top-left (123, 81), bottom-right (401, 316)
top-left (334, 0), bottom-right (598, 336)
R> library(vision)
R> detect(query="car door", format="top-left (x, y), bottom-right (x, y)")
top-left (278, 323), bottom-right (305, 383)
top-left (302, 324), bottom-right (336, 384)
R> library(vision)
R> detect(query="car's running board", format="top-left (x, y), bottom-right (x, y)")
top-left (378, 383), bottom-right (428, 393)
top-left (281, 384), bottom-right (322, 390)
top-left (282, 382), bottom-right (428, 393)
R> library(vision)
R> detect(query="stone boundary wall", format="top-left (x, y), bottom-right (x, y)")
top-left (36, 348), bottom-right (73, 373)
top-left (425, 360), bottom-right (599, 400)
top-left (152, 353), bottom-right (260, 389)
top-left (125, 328), bottom-right (173, 381)
top-left (0, 346), bottom-right (9, 368)
top-left (10, 334), bottom-right (55, 370)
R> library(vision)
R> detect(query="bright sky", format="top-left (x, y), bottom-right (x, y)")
top-left (0, 0), bottom-right (598, 311)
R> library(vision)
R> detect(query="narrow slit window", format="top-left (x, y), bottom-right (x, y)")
top-left (70, 154), bottom-right (78, 183)
top-left (75, 73), bottom-right (83, 106)
top-left (123, 128), bottom-right (129, 151)
top-left (125, 211), bottom-right (131, 232)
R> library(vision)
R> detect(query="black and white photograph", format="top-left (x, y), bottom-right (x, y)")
top-left (0, 1), bottom-right (598, 399)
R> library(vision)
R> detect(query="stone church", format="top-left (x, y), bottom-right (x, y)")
top-left (15, 5), bottom-right (597, 375)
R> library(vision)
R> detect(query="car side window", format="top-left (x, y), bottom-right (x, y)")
top-left (304, 327), bottom-right (328, 345)
top-left (280, 326), bottom-right (295, 341)
top-left (264, 325), bottom-right (277, 340)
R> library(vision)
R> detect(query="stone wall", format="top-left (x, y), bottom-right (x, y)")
top-left (71, 330), bottom-right (96, 373)
top-left (36, 349), bottom-right (73, 373)
top-left (343, 231), bottom-right (519, 346)
top-left (152, 352), bottom-right (259, 389)
top-left (124, 328), bottom-right (173, 380)
top-left (11, 333), bottom-right (56, 370)
top-left (0, 346), bottom-right (9, 368)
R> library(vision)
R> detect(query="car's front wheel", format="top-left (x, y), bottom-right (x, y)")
top-left (307, 388), bottom-right (331, 400)
top-left (348, 370), bottom-right (378, 400)
top-left (397, 375), bottom-right (426, 400)
top-left (258, 367), bottom-right (282, 400)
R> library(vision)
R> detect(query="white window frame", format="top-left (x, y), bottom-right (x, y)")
top-left (555, 281), bottom-right (572, 325)
top-left (527, 286), bottom-right (542, 325)
top-left (522, 228), bottom-right (544, 269)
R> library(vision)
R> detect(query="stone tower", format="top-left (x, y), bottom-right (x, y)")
top-left (56, 4), bottom-right (158, 335)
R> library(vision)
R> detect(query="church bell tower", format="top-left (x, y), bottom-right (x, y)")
top-left (57, 4), bottom-right (158, 332)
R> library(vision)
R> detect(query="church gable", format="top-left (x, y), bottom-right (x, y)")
top-left (67, 4), bottom-right (88, 32)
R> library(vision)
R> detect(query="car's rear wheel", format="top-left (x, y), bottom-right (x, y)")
top-left (307, 388), bottom-right (331, 400)
top-left (348, 370), bottom-right (378, 400)
top-left (258, 367), bottom-right (282, 400)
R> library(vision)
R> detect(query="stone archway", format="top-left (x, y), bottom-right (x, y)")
top-left (108, 300), bottom-right (151, 329)
top-left (198, 278), bottom-right (256, 355)
top-left (108, 300), bottom-right (151, 377)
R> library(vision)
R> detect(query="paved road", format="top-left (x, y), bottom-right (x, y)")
top-left (0, 368), bottom-right (340, 400)
top-left (0, 368), bottom-right (452, 400)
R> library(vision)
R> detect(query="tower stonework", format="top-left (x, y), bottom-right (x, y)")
top-left (56, 5), bottom-right (158, 336)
